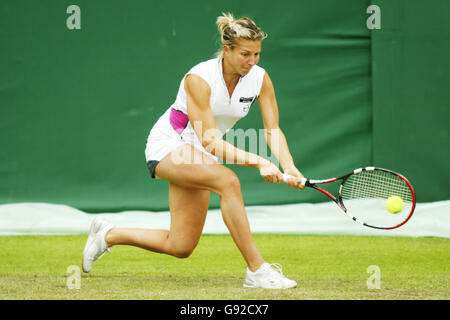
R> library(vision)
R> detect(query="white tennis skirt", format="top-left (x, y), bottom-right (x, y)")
top-left (145, 108), bottom-right (217, 178)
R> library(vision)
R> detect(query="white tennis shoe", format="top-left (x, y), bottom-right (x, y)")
top-left (243, 263), bottom-right (297, 289)
top-left (82, 216), bottom-right (114, 273)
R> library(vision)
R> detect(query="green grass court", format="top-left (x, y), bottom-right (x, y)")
top-left (0, 234), bottom-right (448, 300)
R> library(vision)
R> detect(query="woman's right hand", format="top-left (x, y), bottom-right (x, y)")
top-left (257, 158), bottom-right (284, 184)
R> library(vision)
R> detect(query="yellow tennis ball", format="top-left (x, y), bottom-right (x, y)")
top-left (386, 196), bottom-right (404, 214)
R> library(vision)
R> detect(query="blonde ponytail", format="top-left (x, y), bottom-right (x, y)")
top-left (216, 12), bottom-right (267, 58)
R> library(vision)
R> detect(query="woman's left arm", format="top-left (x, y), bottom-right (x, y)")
top-left (257, 71), bottom-right (305, 189)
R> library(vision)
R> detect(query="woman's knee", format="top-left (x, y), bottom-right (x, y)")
top-left (167, 241), bottom-right (196, 259)
top-left (217, 171), bottom-right (242, 198)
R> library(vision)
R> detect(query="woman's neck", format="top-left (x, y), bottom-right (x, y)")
top-left (222, 58), bottom-right (241, 86)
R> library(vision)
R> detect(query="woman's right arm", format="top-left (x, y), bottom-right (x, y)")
top-left (184, 74), bottom-right (283, 183)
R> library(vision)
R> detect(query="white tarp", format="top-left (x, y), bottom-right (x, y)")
top-left (0, 200), bottom-right (449, 237)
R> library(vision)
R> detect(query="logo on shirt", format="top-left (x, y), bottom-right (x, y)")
top-left (239, 97), bottom-right (254, 103)
top-left (240, 96), bottom-right (256, 113)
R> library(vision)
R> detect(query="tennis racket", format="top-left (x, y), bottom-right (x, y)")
top-left (283, 166), bottom-right (416, 230)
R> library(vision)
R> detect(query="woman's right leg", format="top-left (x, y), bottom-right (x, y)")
top-left (106, 182), bottom-right (210, 258)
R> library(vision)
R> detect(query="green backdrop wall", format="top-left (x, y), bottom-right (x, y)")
top-left (0, 0), bottom-right (448, 212)
top-left (370, 0), bottom-right (450, 203)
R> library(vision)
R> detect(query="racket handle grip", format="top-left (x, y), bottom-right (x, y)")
top-left (282, 173), bottom-right (307, 186)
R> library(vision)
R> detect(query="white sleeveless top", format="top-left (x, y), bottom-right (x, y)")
top-left (171, 57), bottom-right (266, 137)
top-left (145, 58), bottom-right (265, 165)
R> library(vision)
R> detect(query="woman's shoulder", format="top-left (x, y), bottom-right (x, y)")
top-left (185, 58), bottom-right (219, 85)
top-left (243, 64), bottom-right (265, 86)
top-left (188, 57), bottom-right (218, 73)
top-left (250, 63), bottom-right (265, 76)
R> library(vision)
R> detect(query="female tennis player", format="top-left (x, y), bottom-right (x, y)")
top-left (83, 13), bottom-right (304, 289)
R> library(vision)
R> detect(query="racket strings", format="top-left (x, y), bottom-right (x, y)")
top-left (341, 170), bottom-right (413, 202)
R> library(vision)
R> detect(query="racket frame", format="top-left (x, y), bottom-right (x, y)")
top-left (284, 166), bottom-right (416, 230)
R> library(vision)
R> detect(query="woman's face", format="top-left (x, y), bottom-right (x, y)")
top-left (224, 39), bottom-right (261, 76)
